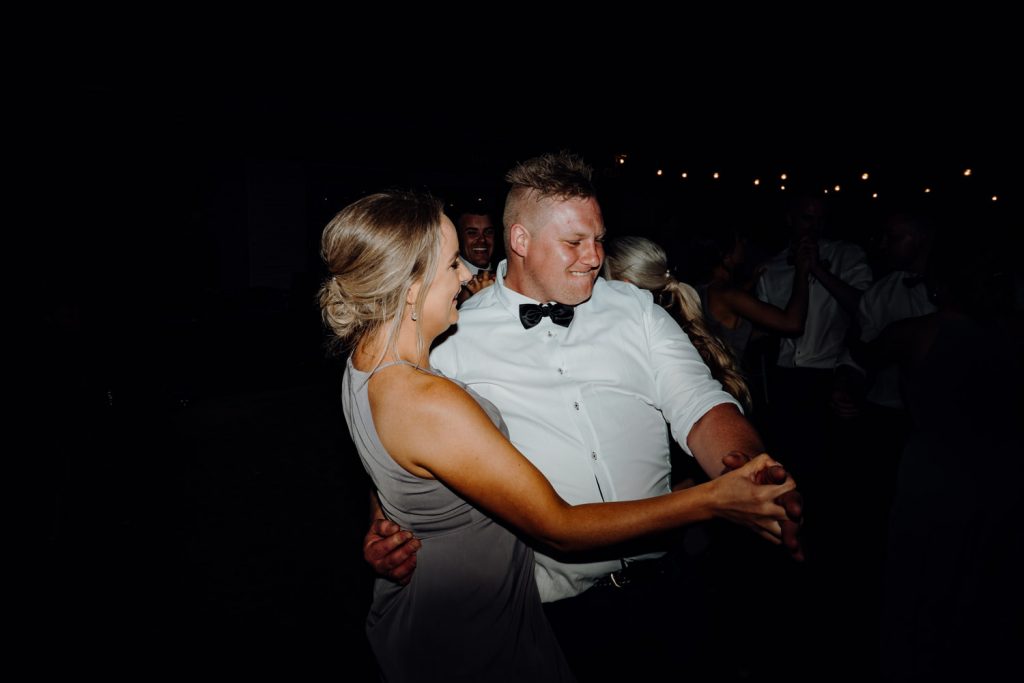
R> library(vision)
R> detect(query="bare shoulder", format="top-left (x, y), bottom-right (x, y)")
top-left (718, 285), bottom-right (761, 311)
top-left (715, 284), bottom-right (745, 303)
top-left (369, 366), bottom-right (500, 475)
top-left (369, 367), bottom-right (492, 438)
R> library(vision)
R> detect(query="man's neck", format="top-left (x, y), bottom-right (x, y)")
top-left (502, 263), bottom-right (530, 298)
top-left (460, 254), bottom-right (491, 274)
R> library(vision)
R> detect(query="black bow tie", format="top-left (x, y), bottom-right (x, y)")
top-left (519, 302), bottom-right (575, 329)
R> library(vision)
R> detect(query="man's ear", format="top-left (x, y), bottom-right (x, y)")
top-left (508, 224), bottom-right (530, 258)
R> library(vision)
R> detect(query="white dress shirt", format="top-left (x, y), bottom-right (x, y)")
top-left (459, 255), bottom-right (491, 277)
top-left (857, 270), bottom-right (936, 408)
top-left (431, 262), bottom-right (740, 602)
top-left (756, 238), bottom-right (873, 369)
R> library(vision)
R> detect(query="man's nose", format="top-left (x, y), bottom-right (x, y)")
top-left (580, 242), bottom-right (602, 267)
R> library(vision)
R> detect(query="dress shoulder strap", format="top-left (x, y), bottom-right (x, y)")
top-left (367, 359), bottom-right (432, 378)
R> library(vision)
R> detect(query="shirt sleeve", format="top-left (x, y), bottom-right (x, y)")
top-left (838, 243), bottom-right (873, 292)
top-left (831, 243), bottom-right (873, 372)
top-left (646, 300), bottom-right (742, 456)
top-left (755, 270), bottom-right (770, 303)
top-left (857, 281), bottom-right (886, 343)
top-left (429, 335), bottom-right (458, 378)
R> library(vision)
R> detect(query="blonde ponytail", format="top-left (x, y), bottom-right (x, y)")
top-left (605, 236), bottom-right (751, 409)
top-left (661, 280), bottom-right (752, 410)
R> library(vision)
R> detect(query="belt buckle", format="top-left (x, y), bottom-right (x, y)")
top-left (608, 568), bottom-right (630, 588)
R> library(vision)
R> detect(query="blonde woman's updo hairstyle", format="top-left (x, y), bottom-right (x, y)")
top-left (318, 191), bottom-right (444, 356)
top-left (604, 236), bottom-right (751, 409)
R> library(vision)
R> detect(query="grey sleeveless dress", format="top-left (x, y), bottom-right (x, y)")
top-left (343, 359), bottom-right (574, 683)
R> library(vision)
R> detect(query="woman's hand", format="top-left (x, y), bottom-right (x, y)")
top-left (708, 453), bottom-right (797, 545)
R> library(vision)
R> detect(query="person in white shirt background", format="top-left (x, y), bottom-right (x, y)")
top-left (754, 191), bottom-right (877, 673)
top-left (364, 152), bottom-right (805, 681)
top-left (857, 209), bottom-right (937, 412)
top-left (844, 208), bottom-right (938, 627)
top-left (450, 199), bottom-right (499, 306)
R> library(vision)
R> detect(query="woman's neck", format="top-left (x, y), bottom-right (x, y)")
top-left (353, 319), bottom-right (433, 370)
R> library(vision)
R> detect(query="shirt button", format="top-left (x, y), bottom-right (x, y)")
top-left (574, 402), bottom-right (579, 410)
top-left (547, 331), bottom-right (554, 337)
top-left (558, 368), bottom-right (564, 375)
top-left (591, 451), bottom-right (597, 461)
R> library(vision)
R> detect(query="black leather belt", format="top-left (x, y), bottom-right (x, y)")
top-left (592, 556), bottom-right (671, 589)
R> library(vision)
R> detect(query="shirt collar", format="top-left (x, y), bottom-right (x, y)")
top-left (492, 259), bottom-right (601, 323)
top-left (459, 255), bottom-right (491, 276)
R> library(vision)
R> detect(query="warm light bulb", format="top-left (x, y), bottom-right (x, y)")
top-left (872, 192), bottom-right (878, 199)
top-left (992, 195), bottom-right (998, 202)
top-left (924, 188), bottom-right (931, 193)
top-left (681, 172), bottom-right (688, 179)
top-left (780, 185), bottom-right (786, 191)
top-left (753, 179), bottom-right (760, 186)
top-left (964, 168), bottom-right (972, 176)
top-left (657, 169), bottom-right (663, 176)
top-left (861, 173), bottom-right (869, 180)
top-left (834, 185), bottom-right (841, 192)
top-left (780, 173), bottom-right (787, 180)
top-left (713, 172), bottom-right (720, 179)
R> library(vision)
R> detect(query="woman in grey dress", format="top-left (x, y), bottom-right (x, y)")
top-left (319, 192), bottom-right (796, 682)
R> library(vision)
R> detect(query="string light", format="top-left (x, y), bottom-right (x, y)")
top-left (598, 161), bottom-right (1006, 210)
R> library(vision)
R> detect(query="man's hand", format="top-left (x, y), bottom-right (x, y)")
top-left (457, 272), bottom-right (496, 306)
top-left (465, 271), bottom-right (495, 295)
top-left (364, 518), bottom-right (421, 585)
top-left (721, 451), bottom-right (805, 561)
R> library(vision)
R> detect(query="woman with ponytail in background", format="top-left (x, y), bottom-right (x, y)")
top-left (603, 236), bottom-right (752, 410)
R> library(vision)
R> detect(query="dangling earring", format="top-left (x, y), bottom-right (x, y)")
top-left (411, 309), bottom-right (418, 322)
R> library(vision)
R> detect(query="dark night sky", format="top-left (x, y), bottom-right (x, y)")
top-left (56, 64), bottom-right (1019, 321)
top-left (71, 68), bottom-right (1017, 175)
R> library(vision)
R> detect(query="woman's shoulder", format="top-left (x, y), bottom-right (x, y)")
top-left (370, 365), bottom-right (480, 419)
top-left (714, 282), bottom-right (755, 304)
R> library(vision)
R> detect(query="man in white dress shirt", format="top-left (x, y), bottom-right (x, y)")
top-left (851, 210), bottom-right (937, 553)
top-left (451, 201), bottom-right (498, 305)
top-left (365, 152), bottom-right (803, 680)
top-left (755, 193), bottom-right (873, 657)
top-left (755, 195), bottom-right (873, 474)
top-left (857, 211), bottom-right (936, 410)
